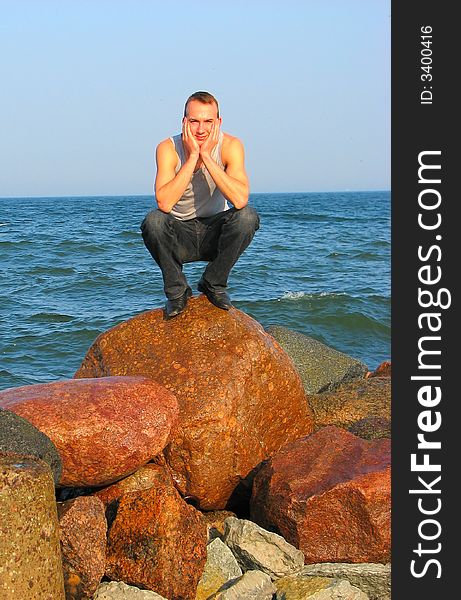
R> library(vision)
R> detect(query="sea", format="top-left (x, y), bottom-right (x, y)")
top-left (0, 192), bottom-right (390, 391)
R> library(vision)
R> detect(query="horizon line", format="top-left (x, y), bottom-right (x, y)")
top-left (0, 189), bottom-right (391, 200)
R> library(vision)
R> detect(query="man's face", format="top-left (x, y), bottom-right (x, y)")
top-left (185, 100), bottom-right (221, 146)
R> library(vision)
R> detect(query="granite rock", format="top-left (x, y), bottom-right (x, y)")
top-left (208, 570), bottom-right (276, 599)
top-left (201, 510), bottom-right (238, 543)
top-left (367, 361), bottom-right (391, 378)
top-left (74, 296), bottom-right (314, 509)
top-left (0, 407), bottom-right (62, 484)
top-left (250, 426), bottom-right (391, 564)
top-left (105, 463), bottom-right (207, 599)
top-left (348, 417), bottom-right (391, 440)
top-left (57, 496), bottom-right (107, 599)
top-left (93, 581), bottom-right (167, 599)
top-left (274, 575), bottom-right (369, 599)
top-left (195, 538), bottom-right (243, 600)
top-left (265, 325), bottom-right (368, 394)
top-left (309, 377), bottom-right (390, 431)
top-left (222, 517), bottom-right (304, 579)
top-left (0, 376), bottom-right (178, 487)
top-left (300, 563), bottom-right (390, 600)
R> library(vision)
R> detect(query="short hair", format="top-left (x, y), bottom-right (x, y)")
top-left (184, 91), bottom-right (220, 117)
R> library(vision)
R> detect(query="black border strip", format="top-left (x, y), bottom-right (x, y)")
top-left (392, 2), bottom-right (455, 596)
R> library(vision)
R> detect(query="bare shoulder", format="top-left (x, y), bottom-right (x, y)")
top-left (156, 137), bottom-right (178, 166)
top-left (222, 133), bottom-right (245, 164)
top-left (156, 137), bottom-right (176, 154)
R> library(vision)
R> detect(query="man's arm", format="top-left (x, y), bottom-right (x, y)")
top-left (154, 124), bottom-right (199, 213)
top-left (200, 125), bottom-right (249, 209)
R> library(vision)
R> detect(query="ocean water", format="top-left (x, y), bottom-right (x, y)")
top-left (0, 192), bottom-right (390, 390)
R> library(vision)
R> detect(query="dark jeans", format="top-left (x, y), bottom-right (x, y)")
top-left (140, 205), bottom-right (260, 300)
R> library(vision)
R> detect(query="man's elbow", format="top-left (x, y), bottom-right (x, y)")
top-left (232, 192), bottom-right (249, 210)
top-left (155, 192), bottom-right (172, 213)
top-left (156, 200), bottom-right (172, 213)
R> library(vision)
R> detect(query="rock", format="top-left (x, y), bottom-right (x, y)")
top-left (201, 510), bottom-right (237, 542)
top-left (0, 376), bottom-right (179, 487)
top-left (0, 407), bottom-right (62, 484)
top-left (57, 496), bottom-right (107, 599)
top-left (93, 581), bottom-right (167, 599)
top-left (348, 417), bottom-right (391, 440)
top-left (94, 464), bottom-right (172, 509)
top-left (367, 361), bottom-right (391, 378)
top-left (309, 377), bottom-right (390, 431)
top-left (300, 564), bottom-right (390, 600)
top-left (208, 570), bottom-right (276, 599)
top-left (105, 463), bottom-right (207, 599)
top-left (195, 538), bottom-right (243, 600)
top-left (74, 296), bottom-right (314, 509)
top-left (250, 426), bottom-right (391, 564)
top-left (222, 517), bottom-right (304, 579)
top-left (274, 575), bottom-right (369, 599)
top-left (0, 454), bottom-right (65, 599)
top-left (265, 325), bottom-right (368, 394)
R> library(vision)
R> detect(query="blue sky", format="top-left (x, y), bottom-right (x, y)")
top-left (0, 0), bottom-right (390, 196)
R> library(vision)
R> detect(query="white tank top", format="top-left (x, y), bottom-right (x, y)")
top-left (168, 132), bottom-right (229, 220)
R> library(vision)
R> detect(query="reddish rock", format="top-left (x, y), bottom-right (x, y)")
top-left (250, 426), bottom-right (391, 564)
top-left (74, 296), bottom-right (314, 509)
top-left (58, 496), bottom-right (107, 599)
top-left (309, 377), bottom-right (390, 431)
top-left (0, 376), bottom-right (178, 487)
top-left (368, 361), bottom-right (392, 378)
top-left (94, 463), bottom-right (170, 508)
top-left (104, 463), bottom-right (207, 599)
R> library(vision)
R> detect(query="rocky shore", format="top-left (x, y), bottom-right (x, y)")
top-left (0, 296), bottom-right (391, 599)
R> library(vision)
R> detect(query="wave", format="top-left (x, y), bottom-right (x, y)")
top-left (278, 291), bottom-right (348, 301)
top-left (352, 251), bottom-right (381, 260)
top-left (28, 312), bottom-right (76, 323)
top-left (27, 266), bottom-right (76, 276)
top-left (0, 240), bottom-right (34, 248)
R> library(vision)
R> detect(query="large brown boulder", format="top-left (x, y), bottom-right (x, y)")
top-left (104, 463), bottom-right (207, 600)
top-left (309, 377), bottom-right (390, 431)
top-left (74, 296), bottom-right (314, 509)
top-left (0, 376), bottom-right (178, 487)
top-left (250, 426), bottom-right (391, 564)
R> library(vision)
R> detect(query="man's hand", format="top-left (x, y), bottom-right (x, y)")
top-left (182, 118), bottom-right (200, 160)
top-left (199, 119), bottom-right (220, 158)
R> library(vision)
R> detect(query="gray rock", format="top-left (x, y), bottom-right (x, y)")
top-left (223, 517), bottom-right (304, 580)
top-left (300, 563), bottom-right (390, 600)
top-left (196, 538), bottom-right (243, 600)
top-left (0, 407), bottom-right (62, 484)
top-left (92, 581), bottom-right (167, 599)
top-left (265, 325), bottom-right (368, 394)
top-left (274, 574), bottom-right (369, 599)
top-left (347, 417), bottom-right (391, 440)
top-left (209, 570), bottom-right (276, 599)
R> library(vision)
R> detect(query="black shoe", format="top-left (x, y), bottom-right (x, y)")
top-left (165, 288), bottom-right (192, 318)
top-left (197, 279), bottom-right (233, 310)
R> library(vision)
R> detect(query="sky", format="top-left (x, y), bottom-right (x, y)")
top-left (0, 0), bottom-right (390, 197)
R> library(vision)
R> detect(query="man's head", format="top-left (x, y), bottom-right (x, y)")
top-left (183, 91), bottom-right (221, 146)
top-left (184, 91), bottom-right (219, 118)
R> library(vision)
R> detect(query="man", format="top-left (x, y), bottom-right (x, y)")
top-left (141, 91), bottom-right (260, 318)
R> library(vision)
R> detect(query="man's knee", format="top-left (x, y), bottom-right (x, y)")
top-left (140, 209), bottom-right (173, 238)
top-left (229, 205), bottom-right (260, 233)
